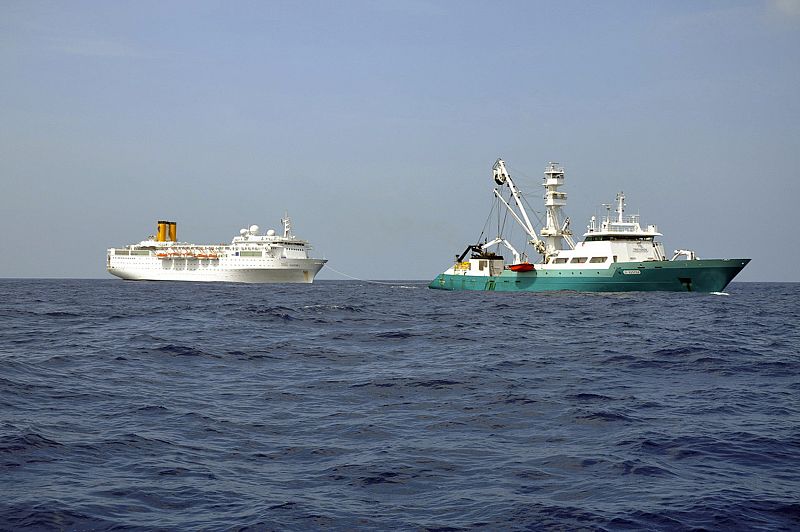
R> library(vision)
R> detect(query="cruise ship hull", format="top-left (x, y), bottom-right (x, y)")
top-left (108, 258), bottom-right (326, 283)
top-left (429, 259), bottom-right (750, 293)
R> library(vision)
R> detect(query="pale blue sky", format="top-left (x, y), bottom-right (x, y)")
top-left (1, 1), bottom-right (798, 280)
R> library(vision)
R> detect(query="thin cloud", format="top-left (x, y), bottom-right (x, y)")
top-left (771, 0), bottom-right (800, 17)
top-left (46, 36), bottom-right (146, 59)
top-left (0, 4), bottom-right (149, 59)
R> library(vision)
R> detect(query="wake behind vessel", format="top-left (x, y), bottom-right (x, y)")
top-left (107, 217), bottom-right (326, 283)
top-left (430, 159), bottom-right (749, 292)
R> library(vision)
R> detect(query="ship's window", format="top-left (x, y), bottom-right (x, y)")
top-left (479, 260), bottom-right (486, 270)
top-left (590, 257), bottom-right (607, 263)
top-left (613, 256), bottom-right (618, 262)
top-left (553, 257), bottom-right (568, 264)
top-left (570, 257), bottom-right (587, 263)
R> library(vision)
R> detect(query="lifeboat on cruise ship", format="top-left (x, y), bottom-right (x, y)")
top-left (508, 262), bottom-right (535, 272)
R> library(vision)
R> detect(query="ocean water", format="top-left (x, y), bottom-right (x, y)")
top-left (1, 279), bottom-right (798, 531)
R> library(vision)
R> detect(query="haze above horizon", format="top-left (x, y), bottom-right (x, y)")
top-left (1, 1), bottom-right (798, 281)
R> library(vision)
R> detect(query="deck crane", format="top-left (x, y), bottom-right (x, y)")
top-left (490, 159), bottom-right (547, 258)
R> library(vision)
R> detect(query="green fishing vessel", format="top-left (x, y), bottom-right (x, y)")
top-left (429, 159), bottom-right (749, 293)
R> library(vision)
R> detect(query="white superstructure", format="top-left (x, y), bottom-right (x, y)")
top-left (443, 159), bottom-right (680, 277)
top-left (107, 217), bottom-right (326, 283)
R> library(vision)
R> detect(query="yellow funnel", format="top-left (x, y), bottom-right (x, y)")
top-left (157, 220), bottom-right (168, 242)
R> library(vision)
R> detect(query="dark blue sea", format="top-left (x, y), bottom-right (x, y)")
top-left (1, 280), bottom-right (798, 531)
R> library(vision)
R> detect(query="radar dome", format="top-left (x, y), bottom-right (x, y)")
top-left (240, 228), bottom-right (248, 235)
top-left (249, 224), bottom-right (259, 234)
top-left (266, 229), bottom-right (276, 236)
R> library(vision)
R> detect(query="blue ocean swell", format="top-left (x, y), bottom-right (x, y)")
top-left (0, 280), bottom-right (798, 530)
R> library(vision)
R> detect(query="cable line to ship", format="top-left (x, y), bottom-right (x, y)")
top-left (324, 265), bottom-right (416, 286)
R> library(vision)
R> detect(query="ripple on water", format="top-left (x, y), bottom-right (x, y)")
top-left (0, 280), bottom-right (797, 529)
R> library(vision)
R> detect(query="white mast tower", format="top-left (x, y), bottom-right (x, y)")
top-left (538, 162), bottom-right (575, 254)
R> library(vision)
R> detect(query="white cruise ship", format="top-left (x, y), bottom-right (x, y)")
top-left (107, 217), bottom-right (327, 283)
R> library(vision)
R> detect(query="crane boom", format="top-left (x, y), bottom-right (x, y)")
top-left (492, 159), bottom-right (546, 255)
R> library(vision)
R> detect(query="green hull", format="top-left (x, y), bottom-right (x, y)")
top-left (429, 259), bottom-right (750, 293)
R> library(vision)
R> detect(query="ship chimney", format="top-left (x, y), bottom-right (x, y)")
top-left (157, 220), bottom-right (168, 242)
top-left (168, 221), bottom-right (177, 242)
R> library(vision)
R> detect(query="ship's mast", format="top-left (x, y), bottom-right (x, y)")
top-left (282, 214), bottom-right (292, 238)
top-left (539, 162), bottom-right (575, 253)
